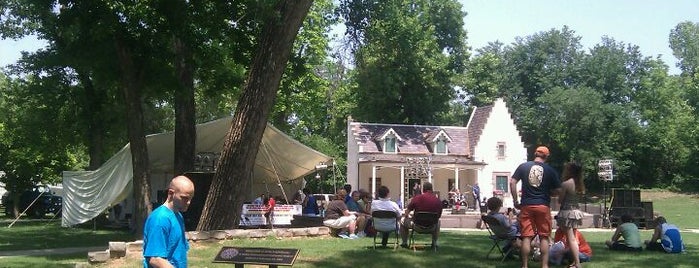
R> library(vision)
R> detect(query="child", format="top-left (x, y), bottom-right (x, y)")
top-left (486, 197), bottom-right (520, 256)
top-left (644, 216), bottom-right (685, 253)
top-left (550, 228), bottom-right (592, 265)
top-left (605, 214), bottom-right (642, 251)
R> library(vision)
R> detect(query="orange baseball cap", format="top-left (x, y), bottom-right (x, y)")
top-left (535, 146), bottom-right (550, 157)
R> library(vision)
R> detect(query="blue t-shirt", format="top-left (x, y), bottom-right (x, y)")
top-left (346, 198), bottom-right (361, 212)
top-left (303, 195), bottom-right (319, 215)
top-left (143, 205), bottom-right (189, 268)
top-left (512, 161), bottom-right (561, 206)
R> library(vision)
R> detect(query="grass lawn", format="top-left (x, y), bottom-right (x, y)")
top-left (0, 190), bottom-right (697, 268)
top-left (94, 229), bottom-right (698, 268)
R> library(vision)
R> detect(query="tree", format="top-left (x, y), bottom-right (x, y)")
top-left (196, 0), bottom-right (313, 231)
top-left (0, 73), bottom-right (86, 215)
top-left (463, 43), bottom-right (506, 108)
top-left (272, 0), bottom-right (336, 135)
top-left (340, 0), bottom-right (469, 124)
top-left (1, 0), bottom-right (271, 234)
top-left (633, 60), bottom-right (696, 188)
top-left (497, 26), bottom-right (585, 149)
top-left (579, 37), bottom-right (646, 105)
top-left (670, 21), bottom-right (699, 76)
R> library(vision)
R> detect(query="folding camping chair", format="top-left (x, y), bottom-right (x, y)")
top-left (409, 211), bottom-right (440, 252)
top-left (371, 210), bottom-right (400, 249)
top-left (481, 214), bottom-right (517, 262)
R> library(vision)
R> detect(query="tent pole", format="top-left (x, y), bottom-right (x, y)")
top-left (333, 159), bottom-right (336, 194)
top-left (261, 141), bottom-right (289, 204)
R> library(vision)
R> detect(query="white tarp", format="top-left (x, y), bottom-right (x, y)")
top-left (62, 117), bottom-right (332, 227)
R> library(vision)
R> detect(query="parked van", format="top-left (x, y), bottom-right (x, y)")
top-left (312, 193), bottom-right (335, 216)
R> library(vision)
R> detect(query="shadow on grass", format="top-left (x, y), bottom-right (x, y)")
top-left (293, 232), bottom-right (525, 268)
top-left (0, 253), bottom-right (86, 268)
top-left (0, 218), bottom-right (135, 251)
top-left (305, 231), bottom-right (697, 268)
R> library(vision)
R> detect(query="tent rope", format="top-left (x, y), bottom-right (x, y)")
top-left (261, 140), bottom-right (289, 204)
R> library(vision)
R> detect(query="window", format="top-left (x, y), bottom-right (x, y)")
top-left (379, 128), bottom-right (402, 154)
top-left (433, 131), bottom-right (450, 155)
top-left (497, 142), bottom-right (506, 159)
top-left (435, 140), bottom-right (447, 154)
top-left (384, 136), bottom-right (397, 153)
top-left (368, 177), bottom-right (382, 191)
top-left (495, 175), bottom-right (508, 192)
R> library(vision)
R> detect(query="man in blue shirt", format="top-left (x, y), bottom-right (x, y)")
top-left (143, 175), bottom-right (195, 268)
top-left (645, 216), bottom-right (685, 253)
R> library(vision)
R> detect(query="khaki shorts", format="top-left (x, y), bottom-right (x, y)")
top-left (323, 215), bottom-right (357, 229)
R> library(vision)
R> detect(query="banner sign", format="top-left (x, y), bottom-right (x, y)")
top-left (239, 204), bottom-right (302, 226)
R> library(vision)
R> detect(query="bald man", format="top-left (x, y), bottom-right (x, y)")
top-left (143, 175), bottom-right (195, 268)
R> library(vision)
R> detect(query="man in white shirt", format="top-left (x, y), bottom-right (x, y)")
top-left (370, 186), bottom-right (403, 247)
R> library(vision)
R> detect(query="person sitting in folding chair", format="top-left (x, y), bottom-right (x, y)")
top-left (399, 182), bottom-right (442, 250)
top-left (483, 197), bottom-right (521, 260)
top-left (370, 186), bottom-right (402, 248)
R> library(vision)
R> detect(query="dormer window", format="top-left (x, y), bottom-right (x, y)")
top-left (378, 128), bottom-right (402, 154)
top-left (430, 129), bottom-right (452, 155)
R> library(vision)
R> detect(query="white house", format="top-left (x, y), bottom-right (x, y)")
top-left (346, 98), bottom-right (526, 207)
top-left (466, 98), bottom-right (527, 207)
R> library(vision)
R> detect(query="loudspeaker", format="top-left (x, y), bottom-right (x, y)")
top-left (182, 172), bottom-right (214, 231)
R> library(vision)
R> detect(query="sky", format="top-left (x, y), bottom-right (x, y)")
top-left (1, 0), bottom-right (697, 74)
top-left (460, 0), bottom-right (699, 74)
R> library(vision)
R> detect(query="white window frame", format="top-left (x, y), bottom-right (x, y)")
top-left (496, 142), bottom-right (506, 159)
top-left (492, 172), bottom-right (511, 195)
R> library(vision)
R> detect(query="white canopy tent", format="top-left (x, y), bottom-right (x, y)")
top-left (62, 117), bottom-right (332, 227)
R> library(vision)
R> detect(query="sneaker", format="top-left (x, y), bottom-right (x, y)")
top-left (400, 244), bottom-right (409, 249)
top-left (357, 231), bottom-right (366, 238)
top-left (338, 234), bottom-right (350, 239)
top-left (348, 234), bottom-right (359, 239)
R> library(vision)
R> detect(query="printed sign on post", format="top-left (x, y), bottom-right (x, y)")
top-left (213, 247), bottom-right (299, 266)
top-left (598, 159), bottom-right (613, 181)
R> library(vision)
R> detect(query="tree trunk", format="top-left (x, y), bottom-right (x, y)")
top-left (173, 36), bottom-right (196, 175)
top-left (78, 72), bottom-right (105, 170)
top-left (196, 0), bottom-right (313, 231)
top-left (116, 39), bottom-right (152, 237)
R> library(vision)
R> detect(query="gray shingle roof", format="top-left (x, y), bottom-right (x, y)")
top-left (350, 123), bottom-right (470, 156)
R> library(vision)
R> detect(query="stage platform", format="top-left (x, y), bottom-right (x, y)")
top-left (288, 206), bottom-right (601, 229)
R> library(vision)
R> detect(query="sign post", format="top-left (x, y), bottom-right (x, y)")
top-left (598, 159), bottom-right (613, 228)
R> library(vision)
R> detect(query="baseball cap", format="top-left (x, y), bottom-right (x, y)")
top-left (535, 146), bottom-right (550, 157)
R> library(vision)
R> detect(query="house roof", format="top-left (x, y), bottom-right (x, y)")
top-left (466, 104), bottom-right (494, 156)
top-left (350, 122), bottom-right (470, 157)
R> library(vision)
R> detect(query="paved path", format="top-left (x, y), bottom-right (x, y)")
top-left (0, 246), bottom-right (105, 258)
